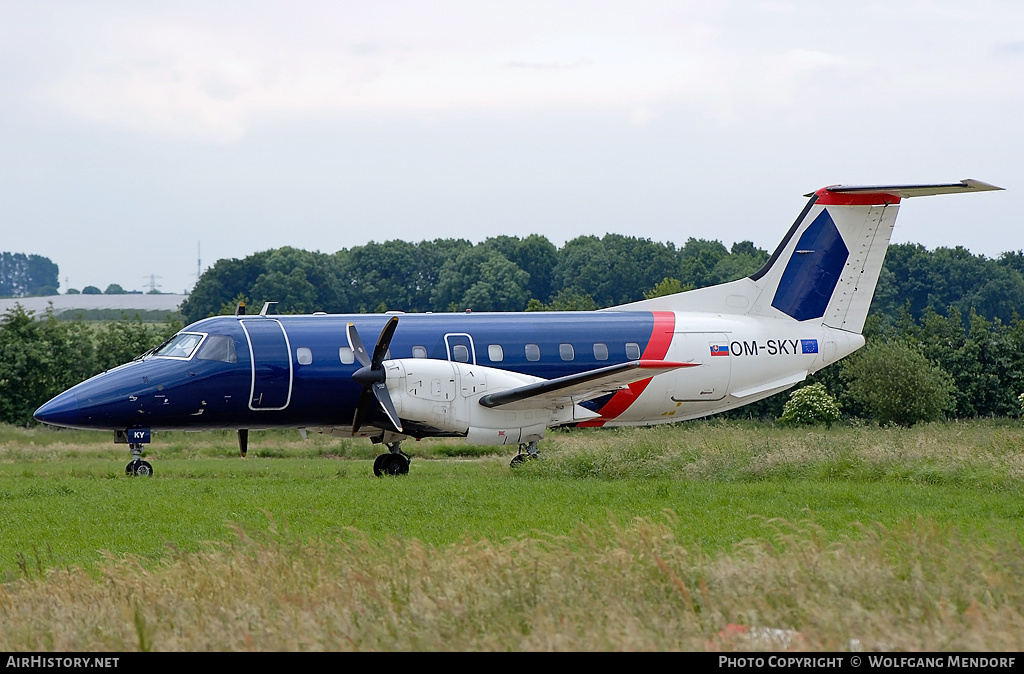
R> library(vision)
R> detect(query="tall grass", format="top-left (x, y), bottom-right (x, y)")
top-left (1, 513), bottom-right (1022, 651)
top-left (533, 420), bottom-right (1024, 486)
top-left (6, 419), bottom-right (1024, 482)
top-left (2, 419), bottom-right (1024, 651)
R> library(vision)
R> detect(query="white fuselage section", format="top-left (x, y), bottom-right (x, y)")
top-left (601, 312), bottom-right (863, 425)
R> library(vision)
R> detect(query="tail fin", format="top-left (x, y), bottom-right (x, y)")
top-left (612, 180), bottom-right (1002, 333)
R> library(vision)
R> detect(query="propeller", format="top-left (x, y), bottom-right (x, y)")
top-left (347, 316), bottom-right (403, 434)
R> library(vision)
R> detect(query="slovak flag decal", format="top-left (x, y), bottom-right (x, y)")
top-left (710, 344), bottom-right (730, 356)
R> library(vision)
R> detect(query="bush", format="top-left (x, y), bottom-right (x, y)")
top-left (841, 339), bottom-right (953, 426)
top-left (777, 383), bottom-right (842, 427)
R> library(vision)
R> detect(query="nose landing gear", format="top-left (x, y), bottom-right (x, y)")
top-left (125, 443), bottom-right (154, 477)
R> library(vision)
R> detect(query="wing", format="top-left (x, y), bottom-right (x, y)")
top-left (477, 359), bottom-right (696, 411)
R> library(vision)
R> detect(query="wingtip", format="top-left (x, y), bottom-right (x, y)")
top-left (961, 179), bottom-right (1005, 192)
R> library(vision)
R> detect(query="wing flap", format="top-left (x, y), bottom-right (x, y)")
top-left (478, 359), bottom-right (696, 410)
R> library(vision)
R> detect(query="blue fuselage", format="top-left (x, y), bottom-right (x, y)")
top-left (35, 311), bottom-right (667, 434)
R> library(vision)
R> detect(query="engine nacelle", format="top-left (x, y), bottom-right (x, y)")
top-left (383, 359), bottom-right (590, 445)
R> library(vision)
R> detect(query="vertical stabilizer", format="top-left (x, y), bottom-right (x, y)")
top-left (611, 180), bottom-right (1002, 335)
top-left (754, 191), bottom-right (900, 334)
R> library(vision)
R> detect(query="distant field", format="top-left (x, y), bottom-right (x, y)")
top-left (0, 294), bottom-right (186, 322)
top-left (52, 308), bottom-right (183, 322)
top-left (1, 420), bottom-right (1023, 651)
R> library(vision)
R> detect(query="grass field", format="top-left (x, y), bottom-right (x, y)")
top-left (1, 420), bottom-right (1023, 651)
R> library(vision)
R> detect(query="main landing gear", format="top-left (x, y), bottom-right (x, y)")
top-left (510, 441), bottom-right (539, 468)
top-left (373, 441), bottom-right (410, 477)
top-left (125, 443), bottom-right (154, 477)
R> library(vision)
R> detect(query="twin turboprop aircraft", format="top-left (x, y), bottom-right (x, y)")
top-left (34, 180), bottom-right (1002, 476)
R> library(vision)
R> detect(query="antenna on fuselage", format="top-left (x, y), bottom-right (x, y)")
top-left (235, 301), bottom-right (246, 316)
top-left (259, 302), bottom-right (277, 316)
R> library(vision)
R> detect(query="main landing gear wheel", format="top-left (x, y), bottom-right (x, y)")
top-left (510, 441), bottom-right (540, 468)
top-left (125, 459), bottom-right (153, 477)
top-left (373, 442), bottom-right (410, 476)
top-left (373, 452), bottom-right (410, 476)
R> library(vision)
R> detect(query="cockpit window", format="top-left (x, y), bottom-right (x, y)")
top-left (154, 333), bottom-right (205, 359)
top-left (196, 334), bottom-right (237, 363)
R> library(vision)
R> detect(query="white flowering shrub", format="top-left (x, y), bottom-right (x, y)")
top-left (778, 383), bottom-right (842, 428)
top-left (1018, 392), bottom-right (1024, 415)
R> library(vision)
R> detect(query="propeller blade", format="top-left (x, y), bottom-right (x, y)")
top-left (352, 388), bottom-right (374, 433)
top-left (346, 322), bottom-right (372, 367)
top-left (238, 429), bottom-right (248, 457)
top-left (371, 316), bottom-right (400, 368)
top-left (348, 317), bottom-right (403, 434)
top-left (372, 381), bottom-right (404, 433)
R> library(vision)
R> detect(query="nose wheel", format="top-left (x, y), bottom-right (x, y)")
top-left (124, 444), bottom-right (154, 477)
top-left (126, 459), bottom-right (154, 476)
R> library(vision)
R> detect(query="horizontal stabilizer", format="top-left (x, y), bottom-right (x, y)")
top-left (478, 359), bottom-right (695, 410)
top-left (806, 179), bottom-right (1003, 199)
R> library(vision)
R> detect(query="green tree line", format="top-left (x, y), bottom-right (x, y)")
top-left (0, 252), bottom-right (59, 297)
top-left (180, 235), bottom-right (772, 320)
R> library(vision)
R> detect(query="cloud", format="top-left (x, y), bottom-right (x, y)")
top-left (503, 58), bottom-right (594, 70)
top-left (995, 40), bottom-right (1024, 56)
top-left (29, 10), bottom-right (718, 141)
top-left (14, 2), bottom-right (1024, 142)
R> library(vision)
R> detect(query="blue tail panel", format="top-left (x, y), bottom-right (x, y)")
top-left (771, 209), bottom-right (848, 321)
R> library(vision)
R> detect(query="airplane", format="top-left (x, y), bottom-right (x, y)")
top-left (33, 179), bottom-right (1002, 477)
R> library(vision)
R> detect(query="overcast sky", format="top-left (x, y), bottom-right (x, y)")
top-left (1, 1), bottom-right (1021, 295)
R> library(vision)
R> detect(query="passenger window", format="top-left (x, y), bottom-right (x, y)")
top-left (559, 343), bottom-right (574, 361)
top-left (453, 344), bottom-right (470, 362)
top-left (339, 346), bottom-right (355, 364)
top-left (593, 343), bottom-right (609, 360)
top-left (412, 345), bottom-right (428, 359)
top-left (626, 342), bottom-right (641, 360)
top-left (196, 335), bottom-right (237, 363)
top-left (488, 344), bottom-right (504, 362)
top-left (296, 347), bottom-right (312, 365)
top-left (525, 344), bottom-right (540, 361)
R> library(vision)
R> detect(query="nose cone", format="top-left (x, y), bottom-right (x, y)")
top-left (34, 390), bottom-right (80, 428)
